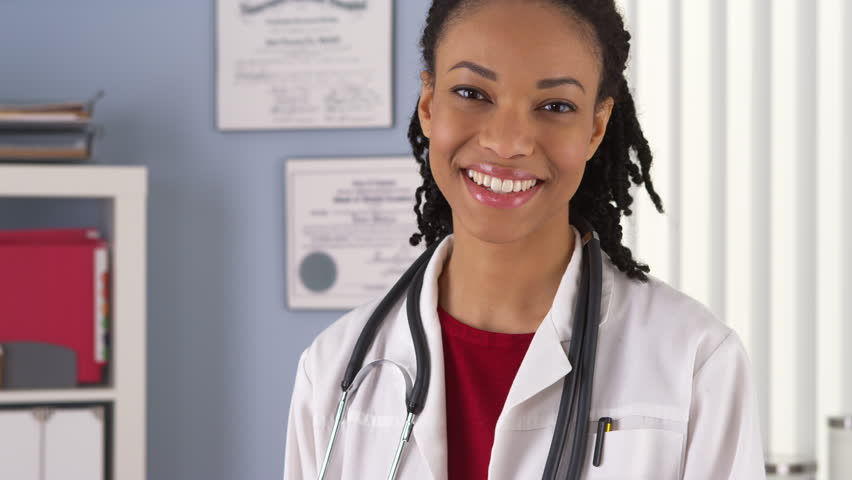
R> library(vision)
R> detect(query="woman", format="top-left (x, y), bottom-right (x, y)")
top-left (284, 0), bottom-right (766, 478)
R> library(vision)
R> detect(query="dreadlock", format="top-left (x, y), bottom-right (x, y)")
top-left (408, 0), bottom-right (664, 281)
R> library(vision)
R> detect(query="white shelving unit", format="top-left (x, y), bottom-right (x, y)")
top-left (0, 165), bottom-right (147, 480)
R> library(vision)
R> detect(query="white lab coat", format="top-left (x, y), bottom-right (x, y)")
top-left (283, 226), bottom-right (767, 479)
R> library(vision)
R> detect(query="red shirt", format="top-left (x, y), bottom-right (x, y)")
top-left (438, 307), bottom-right (535, 480)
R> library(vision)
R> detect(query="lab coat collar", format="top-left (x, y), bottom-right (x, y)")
top-left (402, 225), bottom-right (613, 479)
top-left (548, 224), bottom-right (613, 342)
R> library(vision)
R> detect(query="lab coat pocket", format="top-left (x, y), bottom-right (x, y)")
top-left (338, 410), bottom-right (432, 479)
top-left (584, 418), bottom-right (685, 480)
top-left (338, 411), bottom-right (399, 478)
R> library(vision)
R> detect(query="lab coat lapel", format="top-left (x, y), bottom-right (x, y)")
top-left (502, 225), bottom-right (614, 413)
top-left (405, 236), bottom-right (453, 480)
top-left (501, 309), bottom-right (573, 412)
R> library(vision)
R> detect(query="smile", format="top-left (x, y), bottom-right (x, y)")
top-left (466, 169), bottom-right (538, 193)
top-left (461, 166), bottom-right (544, 209)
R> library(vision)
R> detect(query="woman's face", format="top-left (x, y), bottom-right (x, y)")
top-left (418, 0), bottom-right (614, 244)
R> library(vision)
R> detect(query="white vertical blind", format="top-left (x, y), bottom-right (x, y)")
top-left (817, 0), bottom-right (847, 476)
top-left (769, 0), bottom-right (800, 457)
top-left (796, 0), bottom-right (819, 459)
top-left (843, 0), bottom-right (852, 416)
top-left (724, 0), bottom-right (757, 414)
top-left (632, 0), bottom-right (674, 282)
top-left (679, 0), bottom-right (713, 307)
top-left (615, 0), bottom-right (637, 253)
top-left (618, 0), bottom-right (850, 476)
top-left (615, 0), bottom-right (638, 251)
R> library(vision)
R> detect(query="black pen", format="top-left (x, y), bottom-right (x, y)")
top-left (593, 417), bottom-right (613, 467)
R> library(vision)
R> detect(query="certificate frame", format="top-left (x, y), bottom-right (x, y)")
top-left (285, 156), bottom-right (424, 310)
top-left (215, 0), bottom-right (395, 131)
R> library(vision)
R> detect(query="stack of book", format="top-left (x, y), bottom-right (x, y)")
top-left (0, 91), bottom-right (103, 162)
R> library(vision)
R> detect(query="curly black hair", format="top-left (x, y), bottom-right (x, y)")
top-left (407, 0), bottom-right (665, 281)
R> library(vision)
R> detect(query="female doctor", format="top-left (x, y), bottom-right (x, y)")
top-left (284, 0), bottom-right (766, 478)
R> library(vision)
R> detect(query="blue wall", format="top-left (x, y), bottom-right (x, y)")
top-left (0, 1), bottom-right (430, 478)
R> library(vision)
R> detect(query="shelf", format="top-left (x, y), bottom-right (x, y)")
top-left (0, 165), bottom-right (147, 198)
top-left (0, 388), bottom-right (116, 405)
top-left (0, 163), bottom-right (148, 479)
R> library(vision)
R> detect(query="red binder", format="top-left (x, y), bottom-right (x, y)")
top-left (0, 228), bottom-right (109, 384)
top-left (0, 227), bottom-right (100, 243)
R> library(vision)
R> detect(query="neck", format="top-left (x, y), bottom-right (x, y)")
top-left (438, 212), bottom-right (575, 334)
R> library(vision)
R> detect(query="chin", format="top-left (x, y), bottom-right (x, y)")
top-left (452, 213), bottom-right (540, 245)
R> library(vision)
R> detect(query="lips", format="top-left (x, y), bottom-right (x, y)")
top-left (460, 166), bottom-right (544, 209)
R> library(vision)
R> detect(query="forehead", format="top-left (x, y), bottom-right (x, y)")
top-left (435, 1), bottom-right (602, 87)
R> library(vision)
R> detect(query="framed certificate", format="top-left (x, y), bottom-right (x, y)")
top-left (216, 0), bottom-right (393, 130)
top-left (286, 157), bottom-right (424, 309)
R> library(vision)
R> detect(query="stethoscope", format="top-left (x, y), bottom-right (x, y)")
top-left (318, 217), bottom-right (604, 480)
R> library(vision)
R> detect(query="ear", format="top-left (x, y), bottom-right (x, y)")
top-left (418, 71), bottom-right (435, 138)
top-left (587, 97), bottom-right (615, 161)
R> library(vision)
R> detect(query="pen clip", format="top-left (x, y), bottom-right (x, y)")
top-left (593, 417), bottom-right (613, 467)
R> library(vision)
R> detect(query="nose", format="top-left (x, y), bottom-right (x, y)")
top-left (478, 106), bottom-right (535, 159)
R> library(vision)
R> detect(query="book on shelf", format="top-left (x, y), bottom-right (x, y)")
top-left (0, 91), bottom-right (101, 126)
top-left (0, 100), bottom-right (92, 117)
top-left (0, 130), bottom-right (94, 160)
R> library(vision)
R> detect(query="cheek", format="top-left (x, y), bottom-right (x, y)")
top-left (426, 102), bottom-right (476, 181)
top-left (429, 102), bottom-right (475, 154)
top-left (545, 133), bottom-right (592, 185)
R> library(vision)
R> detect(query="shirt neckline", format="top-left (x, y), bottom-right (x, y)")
top-left (438, 306), bottom-right (536, 348)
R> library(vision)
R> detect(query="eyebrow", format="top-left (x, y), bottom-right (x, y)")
top-left (537, 77), bottom-right (586, 93)
top-left (449, 61), bottom-right (497, 81)
top-left (448, 60), bottom-right (587, 93)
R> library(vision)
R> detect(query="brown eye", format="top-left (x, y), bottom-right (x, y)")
top-left (453, 87), bottom-right (487, 101)
top-left (541, 102), bottom-right (576, 114)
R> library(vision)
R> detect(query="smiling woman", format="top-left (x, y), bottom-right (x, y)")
top-left (283, 1), bottom-right (767, 479)
top-left (408, 0), bottom-right (663, 275)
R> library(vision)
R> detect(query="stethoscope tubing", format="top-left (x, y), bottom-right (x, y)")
top-left (563, 230), bottom-right (603, 478)
top-left (341, 242), bottom-right (439, 393)
top-left (541, 243), bottom-right (591, 478)
top-left (321, 244), bottom-right (436, 480)
top-left (318, 219), bottom-right (603, 480)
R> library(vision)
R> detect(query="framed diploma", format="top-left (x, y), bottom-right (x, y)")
top-left (286, 157), bottom-right (424, 309)
top-left (216, 0), bottom-right (393, 130)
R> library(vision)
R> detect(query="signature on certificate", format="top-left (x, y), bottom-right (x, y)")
top-left (368, 247), bottom-right (416, 265)
top-left (241, 0), bottom-right (368, 15)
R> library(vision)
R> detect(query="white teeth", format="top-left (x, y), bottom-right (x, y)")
top-left (466, 169), bottom-right (539, 193)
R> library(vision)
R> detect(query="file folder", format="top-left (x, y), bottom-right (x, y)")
top-left (0, 231), bottom-right (109, 384)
